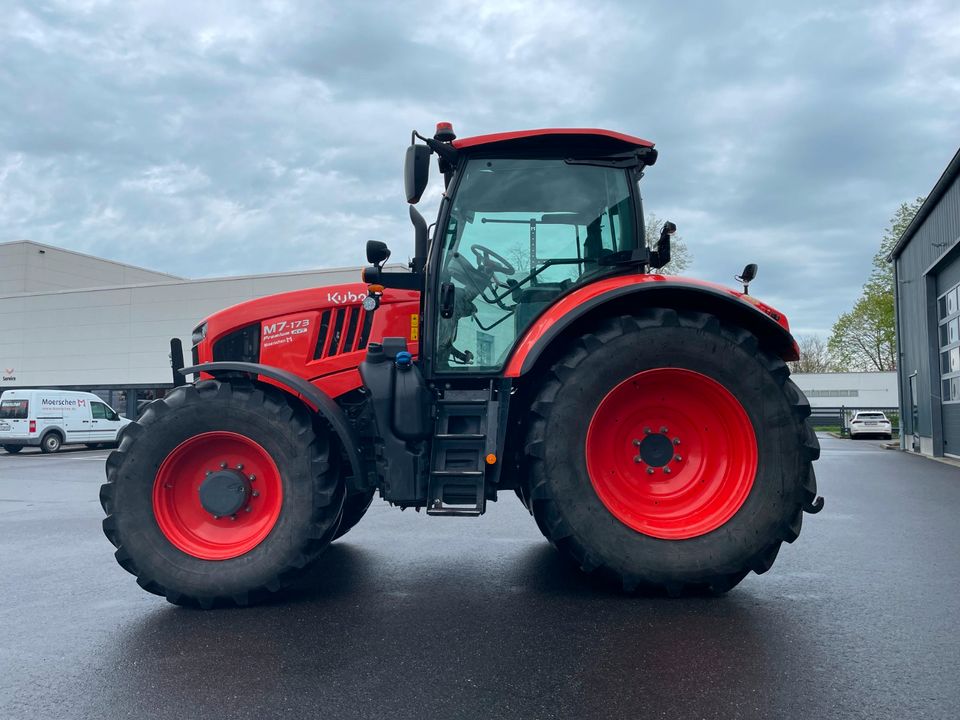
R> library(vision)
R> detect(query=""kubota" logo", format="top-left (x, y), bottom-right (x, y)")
top-left (326, 291), bottom-right (366, 305)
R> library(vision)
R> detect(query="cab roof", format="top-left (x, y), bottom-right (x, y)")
top-left (451, 128), bottom-right (655, 156)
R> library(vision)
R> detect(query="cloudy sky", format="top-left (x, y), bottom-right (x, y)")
top-left (2, 1), bottom-right (959, 335)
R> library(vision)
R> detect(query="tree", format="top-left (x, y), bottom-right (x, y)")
top-left (646, 212), bottom-right (692, 274)
top-left (827, 197), bottom-right (924, 371)
top-left (789, 334), bottom-right (834, 373)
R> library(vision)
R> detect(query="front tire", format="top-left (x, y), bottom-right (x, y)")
top-left (3, 444), bottom-right (23, 454)
top-left (100, 379), bottom-right (345, 608)
top-left (524, 310), bottom-right (820, 595)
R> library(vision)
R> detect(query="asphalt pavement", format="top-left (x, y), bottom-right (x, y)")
top-left (1, 435), bottom-right (959, 720)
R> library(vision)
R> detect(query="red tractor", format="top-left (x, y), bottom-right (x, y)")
top-left (100, 125), bottom-right (822, 607)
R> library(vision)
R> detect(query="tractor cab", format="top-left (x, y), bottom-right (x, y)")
top-left (365, 124), bottom-right (664, 377)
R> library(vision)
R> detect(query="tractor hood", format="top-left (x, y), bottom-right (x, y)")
top-left (192, 282), bottom-right (421, 389)
top-left (199, 283), bottom-right (418, 347)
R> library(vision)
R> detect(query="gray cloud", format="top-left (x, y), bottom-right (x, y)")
top-left (1, 0), bottom-right (959, 336)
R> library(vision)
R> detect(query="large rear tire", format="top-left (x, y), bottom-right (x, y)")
top-left (100, 379), bottom-right (345, 608)
top-left (524, 309), bottom-right (820, 595)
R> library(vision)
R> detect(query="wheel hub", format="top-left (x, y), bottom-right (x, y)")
top-left (198, 469), bottom-right (250, 517)
top-left (636, 433), bottom-right (674, 467)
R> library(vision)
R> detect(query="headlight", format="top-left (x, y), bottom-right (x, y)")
top-left (191, 322), bottom-right (208, 345)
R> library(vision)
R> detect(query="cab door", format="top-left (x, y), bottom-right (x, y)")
top-left (91, 401), bottom-right (123, 442)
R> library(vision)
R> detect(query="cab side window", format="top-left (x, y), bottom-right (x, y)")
top-left (91, 402), bottom-right (110, 420)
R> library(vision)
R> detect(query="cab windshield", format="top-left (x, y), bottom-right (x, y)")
top-left (435, 158), bottom-right (637, 370)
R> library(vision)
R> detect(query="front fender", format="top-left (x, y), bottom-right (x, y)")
top-left (180, 361), bottom-right (366, 489)
top-left (504, 275), bottom-right (798, 377)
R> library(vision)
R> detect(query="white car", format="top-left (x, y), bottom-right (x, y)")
top-left (848, 411), bottom-right (893, 439)
top-left (0, 389), bottom-right (133, 454)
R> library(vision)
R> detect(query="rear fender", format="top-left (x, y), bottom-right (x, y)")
top-left (181, 361), bottom-right (366, 491)
top-left (504, 276), bottom-right (798, 378)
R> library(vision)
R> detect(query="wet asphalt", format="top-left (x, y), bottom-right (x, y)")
top-left (1, 435), bottom-right (959, 720)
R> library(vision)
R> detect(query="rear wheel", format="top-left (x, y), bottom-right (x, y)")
top-left (524, 309), bottom-right (820, 595)
top-left (3, 444), bottom-right (23, 454)
top-left (100, 379), bottom-right (345, 608)
top-left (40, 432), bottom-right (62, 454)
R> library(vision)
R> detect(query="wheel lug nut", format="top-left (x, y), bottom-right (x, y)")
top-left (632, 439), bottom-right (641, 447)
top-left (235, 464), bottom-right (243, 470)
top-left (252, 491), bottom-right (260, 497)
top-left (674, 455), bottom-right (683, 462)
top-left (220, 462), bottom-right (227, 469)
top-left (646, 467), bottom-right (655, 475)
top-left (643, 427), bottom-right (652, 434)
top-left (663, 467), bottom-right (672, 474)
top-left (660, 426), bottom-right (669, 434)
top-left (244, 506), bottom-right (252, 513)
top-left (633, 455), bottom-right (642, 463)
top-left (672, 438), bottom-right (680, 446)
top-left (205, 470), bottom-right (212, 476)
top-left (248, 474), bottom-right (256, 481)
top-left (213, 515), bottom-right (220, 520)
top-left (230, 514), bottom-right (237, 521)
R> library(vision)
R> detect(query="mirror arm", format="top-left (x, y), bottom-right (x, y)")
top-left (409, 205), bottom-right (429, 274)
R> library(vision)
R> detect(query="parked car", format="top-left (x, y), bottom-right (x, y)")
top-left (0, 389), bottom-right (133, 454)
top-left (848, 411), bottom-right (893, 439)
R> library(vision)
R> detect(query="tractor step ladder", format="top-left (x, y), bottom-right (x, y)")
top-left (427, 389), bottom-right (492, 516)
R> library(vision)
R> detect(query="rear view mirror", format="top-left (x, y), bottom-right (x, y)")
top-left (366, 240), bottom-right (391, 267)
top-left (405, 143), bottom-right (431, 204)
top-left (650, 221), bottom-right (676, 269)
top-left (739, 263), bottom-right (758, 284)
top-left (736, 263), bottom-right (758, 294)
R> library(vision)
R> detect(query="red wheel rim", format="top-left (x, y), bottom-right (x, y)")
top-left (585, 368), bottom-right (757, 540)
top-left (152, 431), bottom-right (283, 560)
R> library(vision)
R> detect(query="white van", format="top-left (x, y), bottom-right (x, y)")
top-left (0, 390), bottom-right (133, 454)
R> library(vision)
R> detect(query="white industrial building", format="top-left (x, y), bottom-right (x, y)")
top-left (791, 371), bottom-right (899, 410)
top-left (1, 240), bottom-right (363, 415)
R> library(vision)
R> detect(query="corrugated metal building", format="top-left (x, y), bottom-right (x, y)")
top-left (0, 240), bottom-right (365, 416)
top-left (889, 147), bottom-right (960, 457)
top-left (791, 371), bottom-right (898, 410)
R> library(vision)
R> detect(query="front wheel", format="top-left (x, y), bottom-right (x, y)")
top-left (524, 309), bottom-right (821, 595)
top-left (100, 380), bottom-right (345, 608)
top-left (3, 444), bottom-right (23, 454)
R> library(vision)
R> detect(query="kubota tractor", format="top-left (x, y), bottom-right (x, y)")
top-left (100, 124), bottom-right (823, 608)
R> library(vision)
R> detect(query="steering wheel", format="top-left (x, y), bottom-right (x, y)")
top-left (471, 244), bottom-right (515, 276)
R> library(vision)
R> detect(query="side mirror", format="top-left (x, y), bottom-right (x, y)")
top-left (366, 240), bottom-right (391, 267)
top-left (650, 221), bottom-right (676, 269)
top-left (404, 143), bottom-right (432, 204)
top-left (736, 263), bottom-right (758, 294)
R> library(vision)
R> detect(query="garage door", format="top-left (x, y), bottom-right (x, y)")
top-left (936, 281), bottom-right (960, 455)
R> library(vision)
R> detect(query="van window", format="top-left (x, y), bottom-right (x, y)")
top-left (92, 402), bottom-right (119, 421)
top-left (0, 399), bottom-right (29, 419)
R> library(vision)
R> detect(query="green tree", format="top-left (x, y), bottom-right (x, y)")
top-left (828, 197), bottom-right (924, 371)
top-left (645, 212), bottom-right (692, 274)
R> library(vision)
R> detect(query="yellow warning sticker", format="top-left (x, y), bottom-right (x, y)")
top-left (410, 314), bottom-right (420, 340)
